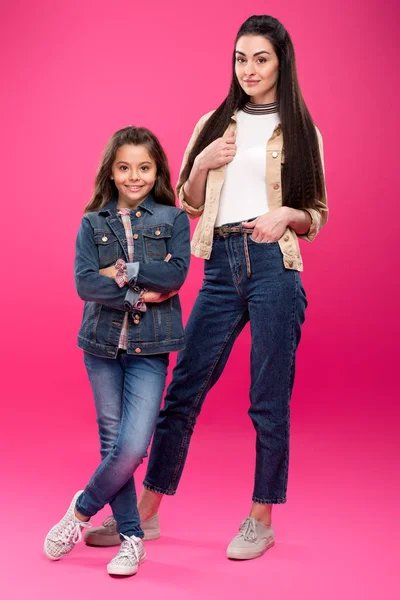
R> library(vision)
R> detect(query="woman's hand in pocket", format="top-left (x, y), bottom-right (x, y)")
top-left (242, 208), bottom-right (290, 242)
top-left (142, 290), bottom-right (178, 303)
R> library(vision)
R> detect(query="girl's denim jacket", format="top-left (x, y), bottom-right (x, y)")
top-left (74, 194), bottom-right (190, 358)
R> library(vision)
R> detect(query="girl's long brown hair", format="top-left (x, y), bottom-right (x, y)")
top-left (85, 126), bottom-right (175, 213)
top-left (180, 15), bottom-right (325, 210)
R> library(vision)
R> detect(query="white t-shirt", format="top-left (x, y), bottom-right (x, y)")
top-left (215, 109), bottom-right (280, 227)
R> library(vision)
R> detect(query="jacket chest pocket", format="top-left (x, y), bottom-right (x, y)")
top-left (142, 225), bottom-right (172, 262)
top-left (94, 230), bottom-right (119, 266)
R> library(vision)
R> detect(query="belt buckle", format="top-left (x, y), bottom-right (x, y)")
top-left (219, 226), bottom-right (230, 237)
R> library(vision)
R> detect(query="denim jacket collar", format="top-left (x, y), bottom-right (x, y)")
top-left (98, 193), bottom-right (158, 217)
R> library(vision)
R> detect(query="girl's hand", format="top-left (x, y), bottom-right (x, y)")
top-left (141, 290), bottom-right (178, 303)
top-left (242, 207), bottom-right (290, 243)
top-left (99, 265), bottom-right (118, 280)
top-left (196, 130), bottom-right (237, 171)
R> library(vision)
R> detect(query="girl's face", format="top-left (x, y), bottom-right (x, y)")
top-left (235, 35), bottom-right (279, 104)
top-left (111, 144), bottom-right (157, 208)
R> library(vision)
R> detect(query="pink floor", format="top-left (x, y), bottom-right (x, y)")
top-left (2, 377), bottom-right (398, 600)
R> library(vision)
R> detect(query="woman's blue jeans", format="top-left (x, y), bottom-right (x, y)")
top-left (144, 235), bottom-right (307, 504)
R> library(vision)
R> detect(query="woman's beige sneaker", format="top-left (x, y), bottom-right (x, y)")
top-left (107, 534), bottom-right (146, 576)
top-left (84, 514), bottom-right (160, 546)
top-left (226, 517), bottom-right (275, 560)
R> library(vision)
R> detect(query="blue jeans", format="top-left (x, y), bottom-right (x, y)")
top-left (76, 351), bottom-right (169, 537)
top-left (144, 234), bottom-right (307, 504)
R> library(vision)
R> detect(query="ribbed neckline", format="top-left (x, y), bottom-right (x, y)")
top-left (242, 101), bottom-right (279, 115)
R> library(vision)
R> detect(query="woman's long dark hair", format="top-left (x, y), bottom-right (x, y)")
top-left (85, 126), bottom-right (175, 213)
top-left (180, 15), bottom-right (325, 210)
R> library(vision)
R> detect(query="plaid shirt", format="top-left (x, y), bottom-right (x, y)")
top-left (116, 208), bottom-right (147, 350)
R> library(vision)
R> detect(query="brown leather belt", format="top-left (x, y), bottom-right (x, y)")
top-left (213, 225), bottom-right (254, 278)
top-left (214, 225), bottom-right (254, 237)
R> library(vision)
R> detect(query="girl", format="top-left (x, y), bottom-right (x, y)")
top-left (43, 126), bottom-right (190, 576)
top-left (135, 14), bottom-right (328, 560)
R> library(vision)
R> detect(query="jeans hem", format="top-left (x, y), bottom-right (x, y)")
top-left (252, 496), bottom-right (287, 505)
top-left (120, 532), bottom-right (144, 540)
top-left (143, 481), bottom-right (176, 496)
top-left (75, 497), bottom-right (93, 518)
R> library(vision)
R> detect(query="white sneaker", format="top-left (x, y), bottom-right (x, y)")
top-left (107, 534), bottom-right (146, 576)
top-left (44, 491), bottom-right (92, 561)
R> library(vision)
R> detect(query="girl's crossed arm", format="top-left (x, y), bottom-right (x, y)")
top-left (74, 216), bottom-right (136, 312)
top-left (101, 211), bottom-right (191, 297)
top-left (76, 210), bottom-right (191, 309)
top-left (132, 211), bottom-right (191, 294)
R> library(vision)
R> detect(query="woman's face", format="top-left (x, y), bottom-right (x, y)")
top-left (235, 35), bottom-right (279, 104)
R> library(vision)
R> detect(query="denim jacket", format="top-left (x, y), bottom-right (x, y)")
top-left (74, 194), bottom-right (191, 358)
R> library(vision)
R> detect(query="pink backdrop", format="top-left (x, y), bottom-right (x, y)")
top-left (1, 1), bottom-right (398, 598)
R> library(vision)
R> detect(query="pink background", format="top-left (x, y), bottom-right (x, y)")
top-left (1, 1), bottom-right (398, 598)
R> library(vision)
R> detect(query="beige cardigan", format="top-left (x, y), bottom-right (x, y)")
top-left (176, 110), bottom-right (328, 271)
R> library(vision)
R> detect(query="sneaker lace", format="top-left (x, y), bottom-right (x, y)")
top-left (118, 534), bottom-right (141, 562)
top-left (102, 515), bottom-right (116, 528)
top-left (239, 518), bottom-right (257, 543)
top-left (59, 519), bottom-right (92, 546)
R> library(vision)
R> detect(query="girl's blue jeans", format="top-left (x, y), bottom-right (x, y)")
top-left (76, 351), bottom-right (169, 538)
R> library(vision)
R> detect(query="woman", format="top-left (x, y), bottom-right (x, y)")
top-left (86, 14), bottom-right (328, 561)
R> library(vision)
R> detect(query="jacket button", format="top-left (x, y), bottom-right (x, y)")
top-left (273, 184), bottom-right (280, 190)
top-left (133, 233), bottom-right (139, 240)
top-left (102, 235), bottom-right (108, 242)
top-left (134, 319), bottom-right (140, 325)
top-left (135, 211), bottom-right (142, 218)
top-left (155, 229), bottom-right (161, 236)
top-left (135, 347), bottom-right (142, 353)
top-left (284, 235), bottom-right (289, 242)
top-left (272, 152), bottom-right (278, 158)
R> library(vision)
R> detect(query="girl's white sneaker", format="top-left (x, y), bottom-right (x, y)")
top-left (107, 534), bottom-right (146, 576)
top-left (44, 491), bottom-right (92, 560)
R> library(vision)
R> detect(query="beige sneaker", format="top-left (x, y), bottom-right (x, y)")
top-left (107, 534), bottom-right (146, 577)
top-left (141, 514), bottom-right (160, 540)
top-left (84, 514), bottom-right (160, 546)
top-left (226, 517), bottom-right (275, 560)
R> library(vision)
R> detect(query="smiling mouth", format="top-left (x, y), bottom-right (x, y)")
top-left (244, 80), bottom-right (260, 84)
top-left (126, 185), bottom-right (145, 191)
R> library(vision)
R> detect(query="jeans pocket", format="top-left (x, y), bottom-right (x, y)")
top-left (249, 237), bottom-right (279, 245)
